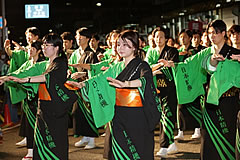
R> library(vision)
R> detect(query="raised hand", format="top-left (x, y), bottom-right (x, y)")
top-left (69, 63), bottom-right (82, 69)
top-left (230, 54), bottom-right (240, 62)
top-left (4, 39), bottom-right (11, 48)
top-left (97, 53), bottom-right (104, 61)
top-left (212, 54), bottom-right (225, 61)
top-left (66, 81), bottom-right (85, 89)
top-left (71, 72), bottom-right (86, 80)
top-left (158, 59), bottom-right (175, 67)
top-left (12, 40), bottom-right (24, 51)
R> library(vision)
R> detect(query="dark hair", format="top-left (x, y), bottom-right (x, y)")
top-left (168, 37), bottom-right (175, 43)
top-left (31, 40), bottom-right (45, 62)
top-left (31, 40), bottom-right (42, 51)
top-left (178, 29), bottom-right (193, 38)
top-left (228, 25), bottom-right (240, 36)
top-left (92, 34), bottom-right (100, 41)
top-left (61, 32), bottom-right (74, 41)
top-left (207, 19), bottom-right (226, 34)
top-left (152, 27), bottom-right (167, 39)
top-left (42, 33), bottom-right (67, 60)
top-left (76, 27), bottom-right (92, 38)
top-left (25, 27), bottom-right (40, 37)
top-left (192, 29), bottom-right (202, 37)
top-left (119, 30), bottom-right (139, 56)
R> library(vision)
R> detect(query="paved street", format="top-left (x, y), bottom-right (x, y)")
top-left (0, 125), bottom-right (200, 160)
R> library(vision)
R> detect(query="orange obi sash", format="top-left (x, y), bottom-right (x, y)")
top-left (38, 84), bottom-right (51, 101)
top-left (116, 88), bottom-right (143, 107)
top-left (64, 82), bottom-right (79, 91)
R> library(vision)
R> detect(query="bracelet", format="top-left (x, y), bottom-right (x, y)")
top-left (28, 77), bottom-right (31, 83)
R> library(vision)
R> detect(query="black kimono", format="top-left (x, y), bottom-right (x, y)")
top-left (33, 57), bottom-right (77, 160)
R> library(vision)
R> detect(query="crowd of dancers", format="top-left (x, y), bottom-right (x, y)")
top-left (0, 19), bottom-right (240, 160)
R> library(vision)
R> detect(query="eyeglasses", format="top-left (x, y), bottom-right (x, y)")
top-left (41, 44), bottom-right (54, 48)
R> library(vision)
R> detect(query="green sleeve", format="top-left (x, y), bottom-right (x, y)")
top-left (207, 59), bottom-right (240, 105)
top-left (172, 47), bottom-right (211, 104)
top-left (145, 48), bottom-right (159, 67)
top-left (145, 48), bottom-right (160, 87)
top-left (8, 61), bottom-right (48, 102)
top-left (68, 50), bottom-right (80, 74)
top-left (88, 59), bottom-right (112, 78)
top-left (143, 45), bottom-right (150, 52)
top-left (9, 50), bottom-right (29, 73)
top-left (82, 62), bottom-right (124, 128)
top-left (101, 49), bottom-right (112, 61)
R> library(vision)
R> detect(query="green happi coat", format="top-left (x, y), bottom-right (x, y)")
top-left (14, 57), bottom-right (77, 160)
top-left (145, 46), bottom-right (179, 147)
top-left (7, 50), bottom-right (29, 104)
top-left (8, 59), bottom-right (48, 148)
top-left (172, 45), bottom-right (240, 159)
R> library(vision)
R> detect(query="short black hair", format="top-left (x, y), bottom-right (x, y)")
top-left (61, 32), bottom-right (74, 41)
top-left (76, 27), bottom-right (92, 38)
top-left (152, 27), bottom-right (168, 39)
top-left (92, 34), bottom-right (100, 41)
top-left (192, 29), bottom-right (202, 37)
top-left (178, 29), bottom-right (193, 38)
top-left (207, 19), bottom-right (226, 34)
top-left (26, 27), bottom-right (40, 37)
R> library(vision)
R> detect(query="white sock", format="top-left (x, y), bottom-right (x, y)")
top-left (26, 149), bottom-right (33, 157)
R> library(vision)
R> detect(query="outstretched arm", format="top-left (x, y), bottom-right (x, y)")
top-left (69, 63), bottom-right (91, 70)
top-left (107, 77), bottom-right (142, 88)
top-left (9, 74), bottom-right (46, 83)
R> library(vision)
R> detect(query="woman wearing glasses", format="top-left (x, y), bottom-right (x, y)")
top-left (7, 33), bottom-right (77, 160)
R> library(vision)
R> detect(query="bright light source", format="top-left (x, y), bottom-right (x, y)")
top-left (49, 29), bottom-right (53, 32)
top-left (183, 9), bottom-right (187, 13)
top-left (8, 30), bottom-right (10, 34)
top-left (179, 12), bottom-right (184, 16)
top-left (216, 3), bottom-right (221, 8)
top-left (96, 3), bottom-right (102, 7)
top-left (226, 0), bottom-right (231, 2)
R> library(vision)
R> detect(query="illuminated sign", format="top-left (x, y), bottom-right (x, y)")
top-left (25, 4), bottom-right (49, 19)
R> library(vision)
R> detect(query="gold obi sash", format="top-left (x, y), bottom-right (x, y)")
top-left (38, 84), bottom-right (51, 101)
top-left (116, 88), bottom-right (143, 107)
